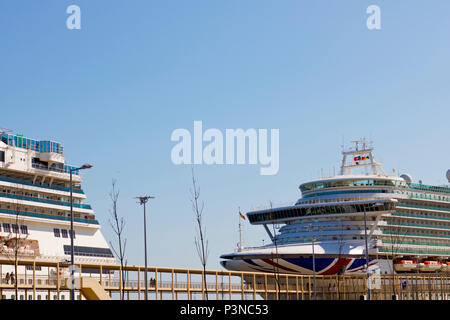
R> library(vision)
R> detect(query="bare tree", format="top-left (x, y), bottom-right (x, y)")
top-left (190, 168), bottom-right (209, 300)
top-left (11, 201), bottom-right (20, 299)
top-left (2, 196), bottom-right (29, 300)
top-left (108, 179), bottom-right (127, 300)
top-left (384, 220), bottom-right (406, 297)
top-left (335, 218), bottom-right (347, 299)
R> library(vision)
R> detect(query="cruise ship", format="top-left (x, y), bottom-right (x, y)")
top-left (0, 129), bottom-right (115, 300)
top-left (221, 140), bottom-right (450, 275)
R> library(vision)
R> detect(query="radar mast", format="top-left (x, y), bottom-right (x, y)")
top-left (340, 138), bottom-right (386, 176)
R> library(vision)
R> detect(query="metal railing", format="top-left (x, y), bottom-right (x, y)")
top-left (31, 163), bottom-right (78, 176)
top-left (0, 192), bottom-right (92, 209)
top-left (0, 258), bottom-right (449, 300)
top-left (0, 208), bottom-right (99, 225)
top-left (0, 175), bottom-right (84, 194)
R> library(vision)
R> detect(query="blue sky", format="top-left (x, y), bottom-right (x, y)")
top-left (1, 1), bottom-right (449, 270)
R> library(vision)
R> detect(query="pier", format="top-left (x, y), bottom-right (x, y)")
top-left (0, 259), bottom-right (449, 300)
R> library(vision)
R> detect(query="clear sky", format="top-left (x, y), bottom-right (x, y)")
top-left (1, 1), bottom-right (449, 270)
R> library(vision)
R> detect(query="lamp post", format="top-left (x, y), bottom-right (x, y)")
top-left (69, 163), bottom-right (93, 301)
top-left (311, 219), bottom-right (318, 300)
top-left (136, 195), bottom-right (155, 300)
top-left (363, 205), bottom-right (371, 300)
top-left (302, 219), bottom-right (318, 300)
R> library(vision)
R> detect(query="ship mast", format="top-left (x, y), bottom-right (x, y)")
top-left (340, 138), bottom-right (386, 176)
top-left (238, 207), bottom-right (243, 252)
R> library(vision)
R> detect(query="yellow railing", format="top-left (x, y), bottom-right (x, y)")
top-left (0, 258), bottom-right (449, 300)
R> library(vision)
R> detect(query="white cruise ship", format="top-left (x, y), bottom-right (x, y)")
top-left (221, 139), bottom-right (450, 275)
top-left (0, 129), bottom-right (115, 299)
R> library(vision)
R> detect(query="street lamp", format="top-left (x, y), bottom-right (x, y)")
top-left (363, 205), bottom-right (371, 300)
top-left (302, 219), bottom-right (318, 300)
top-left (69, 163), bottom-right (93, 301)
top-left (136, 195), bottom-right (155, 300)
top-left (311, 219), bottom-right (318, 300)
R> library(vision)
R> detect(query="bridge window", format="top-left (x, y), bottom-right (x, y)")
top-left (248, 201), bottom-right (394, 223)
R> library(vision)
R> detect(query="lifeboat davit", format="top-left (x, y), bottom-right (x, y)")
top-left (418, 260), bottom-right (442, 272)
top-left (394, 260), bottom-right (417, 272)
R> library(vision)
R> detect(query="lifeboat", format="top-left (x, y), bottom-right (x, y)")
top-left (441, 262), bottom-right (450, 271)
top-left (418, 260), bottom-right (441, 272)
top-left (394, 260), bottom-right (417, 272)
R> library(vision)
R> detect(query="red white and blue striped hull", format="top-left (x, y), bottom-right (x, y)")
top-left (220, 240), bottom-right (387, 275)
top-left (221, 257), bottom-right (380, 275)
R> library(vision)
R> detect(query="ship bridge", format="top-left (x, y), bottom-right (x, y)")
top-left (247, 198), bottom-right (398, 225)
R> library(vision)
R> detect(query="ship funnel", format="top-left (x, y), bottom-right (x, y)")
top-left (446, 169), bottom-right (450, 183)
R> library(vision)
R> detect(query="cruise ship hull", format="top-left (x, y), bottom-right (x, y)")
top-left (221, 257), bottom-right (378, 275)
top-left (221, 240), bottom-right (384, 275)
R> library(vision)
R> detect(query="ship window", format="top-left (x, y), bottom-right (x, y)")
top-left (3, 223), bottom-right (10, 232)
top-left (26, 266), bottom-right (41, 271)
top-left (63, 245), bottom-right (114, 258)
top-left (61, 229), bottom-right (68, 238)
top-left (54, 228), bottom-right (60, 237)
top-left (0, 151), bottom-right (4, 162)
top-left (20, 225), bottom-right (28, 234)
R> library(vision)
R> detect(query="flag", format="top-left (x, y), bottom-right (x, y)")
top-left (239, 212), bottom-right (246, 220)
top-left (354, 155), bottom-right (369, 162)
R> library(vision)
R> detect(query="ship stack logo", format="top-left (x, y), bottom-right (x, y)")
top-left (171, 121), bottom-right (279, 176)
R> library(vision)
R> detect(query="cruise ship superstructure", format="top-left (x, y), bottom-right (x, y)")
top-left (221, 140), bottom-right (450, 275)
top-left (0, 129), bottom-right (115, 299)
